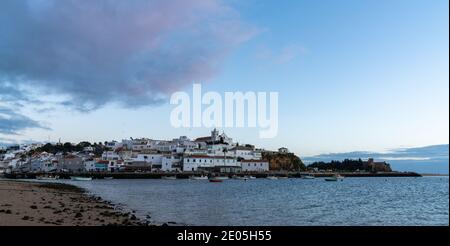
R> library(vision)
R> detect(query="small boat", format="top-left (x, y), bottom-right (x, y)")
top-left (104, 177), bottom-right (114, 180)
top-left (325, 174), bottom-right (344, 182)
top-left (266, 176), bottom-right (278, 180)
top-left (209, 177), bottom-right (224, 182)
top-left (189, 175), bottom-right (208, 180)
top-left (232, 175), bottom-right (248, 180)
top-left (70, 176), bottom-right (93, 181)
top-left (37, 175), bottom-right (59, 180)
top-left (301, 174), bottom-right (315, 179)
top-left (162, 176), bottom-right (177, 180)
top-left (214, 176), bottom-right (229, 180)
top-left (248, 176), bottom-right (257, 179)
top-left (278, 176), bottom-right (289, 179)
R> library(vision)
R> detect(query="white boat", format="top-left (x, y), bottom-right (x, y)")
top-left (266, 176), bottom-right (278, 180)
top-left (209, 177), bottom-right (223, 183)
top-left (325, 174), bottom-right (344, 182)
top-left (232, 175), bottom-right (248, 180)
top-left (301, 174), bottom-right (315, 179)
top-left (189, 175), bottom-right (208, 180)
top-left (278, 176), bottom-right (288, 179)
top-left (70, 176), bottom-right (93, 181)
top-left (248, 176), bottom-right (257, 179)
top-left (213, 176), bottom-right (229, 180)
top-left (162, 176), bottom-right (177, 180)
top-left (37, 175), bottom-right (59, 180)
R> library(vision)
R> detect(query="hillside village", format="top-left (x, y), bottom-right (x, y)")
top-left (0, 129), bottom-right (305, 174)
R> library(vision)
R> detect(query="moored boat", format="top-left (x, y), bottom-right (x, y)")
top-left (266, 176), bottom-right (278, 180)
top-left (70, 176), bottom-right (93, 181)
top-left (104, 177), bottom-right (114, 180)
top-left (214, 176), bottom-right (229, 180)
top-left (36, 175), bottom-right (59, 180)
top-left (209, 177), bottom-right (224, 182)
top-left (162, 176), bottom-right (177, 180)
top-left (232, 175), bottom-right (248, 180)
top-left (325, 174), bottom-right (344, 182)
top-left (301, 174), bottom-right (315, 179)
top-left (189, 175), bottom-right (208, 180)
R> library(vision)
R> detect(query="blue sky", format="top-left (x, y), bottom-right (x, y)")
top-left (0, 0), bottom-right (448, 157)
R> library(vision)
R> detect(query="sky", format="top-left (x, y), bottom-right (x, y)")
top-left (0, 0), bottom-right (448, 157)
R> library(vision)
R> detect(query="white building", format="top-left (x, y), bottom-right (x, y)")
top-left (102, 151), bottom-right (120, 160)
top-left (230, 146), bottom-right (262, 160)
top-left (161, 156), bottom-right (181, 172)
top-left (83, 146), bottom-right (94, 152)
top-left (241, 160), bottom-right (269, 172)
top-left (135, 153), bottom-right (163, 165)
top-left (84, 159), bottom-right (96, 172)
top-left (183, 155), bottom-right (239, 172)
top-left (278, 147), bottom-right (289, 154)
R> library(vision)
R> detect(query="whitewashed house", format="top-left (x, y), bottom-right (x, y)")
top-left (102, 151), bottom-right (120, 160)
top-left (241, 160), bottom-right (269, 172)
top-left (135, 153), bottom-right (163, 166)
top-left (161, 156), bottom-right (181, 172)
top-left (182, 155), bottom-right (239, 172)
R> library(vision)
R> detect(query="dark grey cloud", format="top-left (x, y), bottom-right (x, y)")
top-left (0, 106), bottom-right (49, 135)
top-left (0, 0), bottom-right (256, 111)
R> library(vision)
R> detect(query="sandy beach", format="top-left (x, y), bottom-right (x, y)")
top-left (0, 180), bottom-right (148, 226)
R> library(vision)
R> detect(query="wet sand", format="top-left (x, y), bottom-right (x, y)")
top-left (0, 180), bottom-right (149, 226)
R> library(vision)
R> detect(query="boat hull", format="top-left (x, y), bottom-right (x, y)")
top-left (189, 176), bottom-right (208, 180)
top-left (70, 176), bottom-right (92, 181)
top-left (162, 176), bottom-right (177, 180)
top-left (209, 179), bottom-right (223, 183)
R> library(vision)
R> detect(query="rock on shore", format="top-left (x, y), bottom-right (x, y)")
top-left (0, 180), bottom-right (149, 226)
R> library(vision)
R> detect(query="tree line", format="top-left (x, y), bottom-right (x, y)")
top-left (307, 159), bottom-right (371, 172)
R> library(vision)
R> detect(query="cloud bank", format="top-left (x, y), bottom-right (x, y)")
top-left (0, 0), bottom-right (256, 111)
top-left (0, 106), bottom-right (49, 135)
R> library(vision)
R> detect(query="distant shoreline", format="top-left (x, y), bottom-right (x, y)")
top-left (419, 173), bottom-right (449, 177)
top-left (3, 171), bottom-right (423, 179)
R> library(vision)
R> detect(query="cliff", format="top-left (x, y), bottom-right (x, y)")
top-left (262, 152), bottom-right (305, 171)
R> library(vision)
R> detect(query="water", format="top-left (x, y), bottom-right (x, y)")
top-left (62, 177), bottom-right (449, 226)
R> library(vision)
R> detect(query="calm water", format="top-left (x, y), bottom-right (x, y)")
top-left (62, 177), bottom-right (448, 226)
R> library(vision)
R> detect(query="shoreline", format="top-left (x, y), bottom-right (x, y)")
top-left (2, 171), bottom-right (423, 180)
top-left (0, 180), bottom-right (151, 226)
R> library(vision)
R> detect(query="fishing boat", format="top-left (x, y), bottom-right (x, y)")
top-left (266, 176), bottom-right (278, 180)
top-left (209, 177), bottom-right (224, 182)
top-left (162, 176), bottom-right (177, 180)
top-left (36, 175), bottom-right (59, 180)
top-left (325, 174), bottom-right (344, 182)
top-left (189, 175), bottom-right (208, 180)
top-left (70, 176), bottom-right (93, 181)
top-left (301, 174), bottom-right (315, 179)
top-left (232, 175), bottom-right (248, 180)
top-left (213, 176), bottom-right (229, 180)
